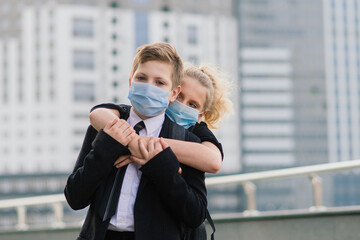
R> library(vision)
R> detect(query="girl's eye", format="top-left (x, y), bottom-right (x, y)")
top-left (189, 102), bottom-right (198, 109)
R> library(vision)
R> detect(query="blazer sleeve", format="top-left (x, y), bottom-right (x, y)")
top-left (140, 147), bottom-right (207, 228)
top-left (64, 126), bottom-right (130, 210)
top-left (91, 103), bottom-right (131, 120)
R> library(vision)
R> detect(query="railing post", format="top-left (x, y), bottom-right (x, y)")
top-left (52, 202), bottom-right (65, 228)
top-left (15, 206), bottom-right (28, 230)
top-left (242, 181), bottom-right (258, 216)
top-left (309, 174), bottom-right (326, 211)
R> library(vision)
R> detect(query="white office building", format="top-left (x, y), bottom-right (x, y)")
top-left (239, 48), bottom-right (295, 169)
top-left (0, 2), bottom-right (239, 175)
top-left (324, 0), bottom-right (360, 163)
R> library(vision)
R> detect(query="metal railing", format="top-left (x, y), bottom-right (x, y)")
top-left (206, 159), bottom-right (360, 215)
top-left (0, 194), bottom-right (66, 230)
top-left (1, 159), bottom-right (360, 230)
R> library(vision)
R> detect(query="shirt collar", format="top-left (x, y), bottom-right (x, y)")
top-left (128, 107), bottom-right (165, 137)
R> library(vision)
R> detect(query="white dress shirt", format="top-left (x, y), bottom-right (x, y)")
top-left (108, 107), bottom-right (165, 232)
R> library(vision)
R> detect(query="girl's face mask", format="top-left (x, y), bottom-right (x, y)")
top-left (166, 100), bottom-right (199, 129)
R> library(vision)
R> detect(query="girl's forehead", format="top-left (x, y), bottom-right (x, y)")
top-left (181, 76), bottom-right (208, 105)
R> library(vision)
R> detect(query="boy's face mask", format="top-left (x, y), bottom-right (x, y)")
top-left (166, 100), bottom-right (199, 129)
top-left (128, 82), bottom-right (170, 117)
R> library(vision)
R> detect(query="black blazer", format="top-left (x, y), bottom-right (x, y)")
top-left (64, 105), bottom-right (207, 240)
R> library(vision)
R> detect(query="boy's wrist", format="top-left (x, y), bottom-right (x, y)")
top-left (128, 135), bottom-right (141, 157)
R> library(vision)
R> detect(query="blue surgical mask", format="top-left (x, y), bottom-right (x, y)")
top-left (166, 100), bottom-right (199, 129)
top-left (128, 82), bottom-right (170, 117)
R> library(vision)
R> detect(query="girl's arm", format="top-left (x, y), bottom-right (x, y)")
top-left (164, 138), bottom-right (221, 173)
top-left (89, 108), bottom-right (222, 173)
top-left (90, 108), bottom-right (120, 131)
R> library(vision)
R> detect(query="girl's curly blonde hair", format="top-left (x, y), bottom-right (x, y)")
top-left (183, 63), bottom-right (233, 129)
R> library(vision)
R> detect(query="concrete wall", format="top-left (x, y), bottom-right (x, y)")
top-left (209, 210), bottom-right (360, 240)
top-left (1, 208), bottom-right (360, 240)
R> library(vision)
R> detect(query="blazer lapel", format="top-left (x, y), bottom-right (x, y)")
top-left (98, 105), bottom-right (133, 221)
top-left (98, 165), bottom-right (128, 221)
top-left (158, 115), bottom-right (171, 138)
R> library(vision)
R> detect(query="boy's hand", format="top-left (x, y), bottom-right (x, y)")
top-left (114, 155), bottom-right (132, 168)
top-left (104, 118), bottom-right (136, 146)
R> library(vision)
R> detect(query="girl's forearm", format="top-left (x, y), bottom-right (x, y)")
top-left (164, 138), bottom-right (222, 173)
top-left (89, 108), bottom-right (120, 131)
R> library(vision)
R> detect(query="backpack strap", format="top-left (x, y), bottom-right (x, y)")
top-left (168, 121), bottom-right (216, 240)
top-left (168, 121), bottom-right (187, 140)
top-left (206, 209), bottom-right (216, 240)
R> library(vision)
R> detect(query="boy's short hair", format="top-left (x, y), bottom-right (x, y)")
top-left (130, 43), bottom-right (183, 89)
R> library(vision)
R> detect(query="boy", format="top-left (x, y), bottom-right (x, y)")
top-left (64, 43), bottom-right (207, 240)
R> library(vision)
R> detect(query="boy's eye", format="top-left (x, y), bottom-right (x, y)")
top-left (136, 76), bottom-right (146, 81)
top-left (156, 80), bottom-right (165, 85)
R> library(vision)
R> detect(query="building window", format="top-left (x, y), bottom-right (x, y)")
top-left (73, 82), bottom-right (95, 102)
top-left (135, 12), bottom-right (149, 48)
top-left (2, 147), bottom-right (9, 155)
top-left (110, 1), bottom-right (119, 8)
top-left (35, 146), bottom-right (42, 153)
top-left (162, 5), bottom-right (170, 12)
top-left (73, 18), bottom-right (94, 38)
top-left (2, 115), bottom-right (9, 122)
top-left (18, 146), bottom-right (25, 154)
top-left (187, 26), bottom-right (198, 45)
top-left (188, 55), bottom-right (199, 65)
top-left (73, 129), bottom-right (86, 135)
top-left (73, 50), bottom-right (94, 70)
top-left (73, 113), bottom-right (88, 119)
top-left (132, 0), bottom-right (150, 4)
top-left (50, 90), bottom-right (55, 100)
top-left (73, 145), bottom-right (81, 152)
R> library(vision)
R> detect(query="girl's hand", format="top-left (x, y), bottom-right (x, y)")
top-left (129, 138), bottom-right (181, 173)
top-left (136, 137), bottom-right (168, 165)
top-left (104, 118), bottom-right (136, 146)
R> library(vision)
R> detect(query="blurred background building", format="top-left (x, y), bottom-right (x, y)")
top-left (1, 0), bottom-right (360, 225)
top-left (0, 0), bottom-right (240, 215)
top-left (323, 0), bottom-right (360, 206)
top-left (235, 0), bottom-right (327, 211)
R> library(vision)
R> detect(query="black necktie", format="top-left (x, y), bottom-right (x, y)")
top-left (103, 121), bottom-right (145, 221)
top-left (134, 121), bottom-right (145, 134)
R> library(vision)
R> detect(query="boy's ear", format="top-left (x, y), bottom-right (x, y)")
top-left (169, 85), bottom-right (181, 103)
top-left (128, 78), bottom-right (132, 88)
top-left (198, 111), bottom-right (206, 121)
